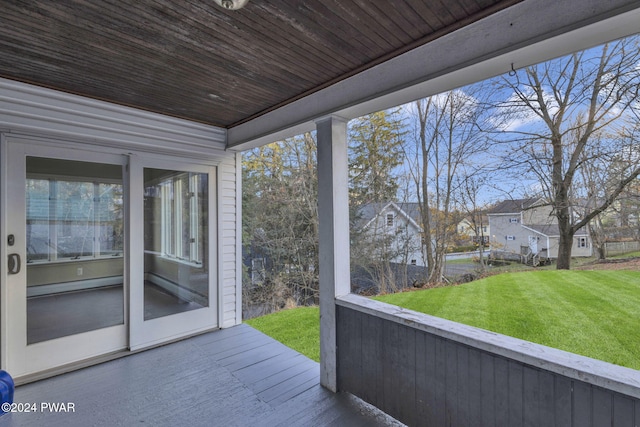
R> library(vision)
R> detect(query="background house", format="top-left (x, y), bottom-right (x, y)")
top-left (488, 198), bottom-right (592, 261)
top-left (457, 215), bottom-right (490, 245)
top-left (355, 202), bottom-right (426, 267)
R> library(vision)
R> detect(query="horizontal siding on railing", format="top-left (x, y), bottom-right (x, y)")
top-left (336, 303), bottom-right (640, 427)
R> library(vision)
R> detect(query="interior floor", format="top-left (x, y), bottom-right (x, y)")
top-left (27, 282), bottom-right (205, 344)
top-left (143, 281), bottom-right (205, 320)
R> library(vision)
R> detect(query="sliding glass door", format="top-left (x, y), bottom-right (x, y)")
top-left (2, 138), bottom-right (218, 378)
top-left (129, 158), bottom-right (217, 350)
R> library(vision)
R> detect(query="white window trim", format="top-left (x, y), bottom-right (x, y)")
top-left (386, 213), bottom-right (394, 227)
top-left (27, 176), bottom-right (123, 263)
top-left (159, 172), bottom-right (203, 266)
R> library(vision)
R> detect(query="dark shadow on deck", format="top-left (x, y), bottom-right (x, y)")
top-left (0, 324), bottom-right (400, 427)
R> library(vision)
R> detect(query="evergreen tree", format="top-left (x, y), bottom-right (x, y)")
top-left (348, 109), bottom-right (406, 209)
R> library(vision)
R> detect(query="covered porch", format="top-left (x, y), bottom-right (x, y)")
top-left (2, 1), bottom-right (640, 426)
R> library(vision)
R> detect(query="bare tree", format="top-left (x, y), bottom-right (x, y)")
top-left (408, 87), bottom-right (493, 283)
top-left (495, 35), bottom-right (640, 269)
top-left (580, 125), bottom-right (640, 260)
top-left (456, 172), bottom-right (492, 272)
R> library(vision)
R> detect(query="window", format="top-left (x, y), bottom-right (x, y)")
top-left (578, 237), bottom-right (588, 248)
top-left (410, 259), bottom-right (417, 265)
top-left (26, 172), bottom-right (123, 262)
top-left (145, 170), bottom-right (207, 265)
top-left (506, 235), bottom-right (516, 241)
top-left (386, 213), bottom-right (394, 227)
top-left (251, 258), bottom-right (266, 284)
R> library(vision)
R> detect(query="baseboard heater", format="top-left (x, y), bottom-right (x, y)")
top-left (145, 273), bottom-right (208, 306)
top-left (27, 276), bottom-right (124, 298)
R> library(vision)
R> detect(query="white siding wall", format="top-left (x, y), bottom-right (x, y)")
top-left (0, 78), bottom-right (229, 159)
top-left (488, 214), bottom-right (528, 254)
top-left (522, 205), bottom-right (555, 226)
top-left (219, 156), bottom-right (241, 327)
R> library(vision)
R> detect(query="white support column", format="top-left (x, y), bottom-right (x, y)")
top-left (316, 115), bottom-right (350, 392)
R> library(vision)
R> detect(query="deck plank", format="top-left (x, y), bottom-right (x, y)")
top-left (260, 366), bottom-right (320, 403)
top-left (0, 324), bottom-right (400, 427)
top-left (252, 360), bottom-right (318, 395)
top-left (233, 352), bottom-right (310, 384)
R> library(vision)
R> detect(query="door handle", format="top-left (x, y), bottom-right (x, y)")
top-left (8, 253), bottom-right (20, 275)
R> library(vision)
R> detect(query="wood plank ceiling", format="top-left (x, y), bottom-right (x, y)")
top-left (0, 0), bottom-right (521, 129)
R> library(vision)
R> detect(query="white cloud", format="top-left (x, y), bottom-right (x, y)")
top-left (490, 87), bottom-right (560, 132)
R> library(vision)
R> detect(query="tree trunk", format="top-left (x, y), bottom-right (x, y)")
top-left (556, 210), bottom-right (574, 269)
top-left (477, 240), bottom-right (486, 272)
top-left (555, 184), bottom-right (574, 269)
top-left (429, 251), bottom-right (446, 283)
top-left (556, 233), bottom-right (573, 269)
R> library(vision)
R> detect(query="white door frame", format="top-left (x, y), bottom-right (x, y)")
top-left (1, 137), bottom-right (128, 378)
top-left (128, 154), bottom-right (218, 351)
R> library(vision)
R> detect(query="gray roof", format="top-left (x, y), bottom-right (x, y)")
top-left (488, 198), bottom-right (543, 214)
top-left (355, 202), bottom-right (424, 229)
top-left (397, 203), bottom-right (423, 224)
top-left (523, 224), bottom-right (589, 237)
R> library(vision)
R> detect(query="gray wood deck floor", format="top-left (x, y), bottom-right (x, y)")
top-left (0, 324), bottom-right (401, 427)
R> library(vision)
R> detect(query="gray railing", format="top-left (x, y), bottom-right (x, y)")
top-left (336, 294), bottom-right (640, 427)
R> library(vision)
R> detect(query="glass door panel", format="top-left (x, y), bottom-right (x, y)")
top-left (26, 157), bottom-right (125, 344)
top-left (143, 169), bottom-right (209, 320)
top-left (129, 158), bottom-right (217, 351)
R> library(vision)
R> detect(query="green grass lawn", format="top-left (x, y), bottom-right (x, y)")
top-left (374, 270), bottom-right (640, 370)
top-left (247, 270), bottom-right (640, 370)
top-left (245, 305), bottom-right (320, 362)
top-left (610, 251), bottom-right (640, 259)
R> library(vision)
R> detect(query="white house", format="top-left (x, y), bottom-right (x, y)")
top-left (356, 202), bottom-right (426, 267)
top-left (457, 215), bottom-right (490, 245)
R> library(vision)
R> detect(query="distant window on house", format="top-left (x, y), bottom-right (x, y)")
top-left (386, 213), bottom-right (394, 227)
top-left (510, 218), bottom-right (519, 223)
top-left (411, 259), bottom-right (417, 265)
top-left (482, 226), bottom-right (487, 232)
top-left (506, 235), bottom-right (516, 241)
top-left (578, 237), bottom-right (588, 248)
